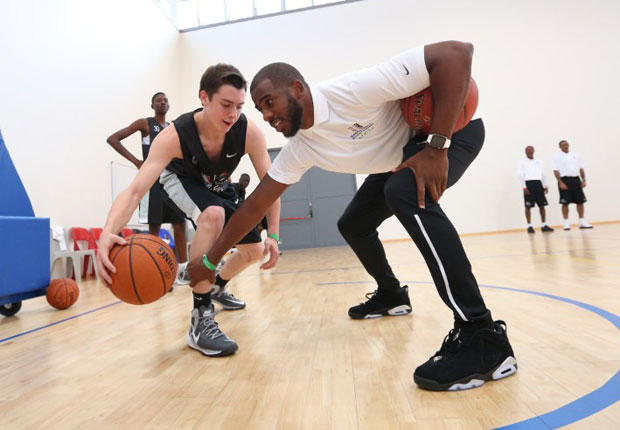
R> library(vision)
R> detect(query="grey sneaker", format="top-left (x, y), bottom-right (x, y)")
top-left (211, 285), bottom-right (246, 310)
top-left (186, 304), bottom-right (238, 357)
top-left (176, 264), bottom-right (191, 285)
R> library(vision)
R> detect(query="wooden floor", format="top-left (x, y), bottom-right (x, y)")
top-left (2, 223), bottom-right (620, 429)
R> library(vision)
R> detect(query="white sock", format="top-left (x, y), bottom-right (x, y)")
top-left (541, 222), bottom-right (548, 227)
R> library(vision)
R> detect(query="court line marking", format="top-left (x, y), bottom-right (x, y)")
top-left (318, 280), bottom-right (620, 430)
top-left (0, 301), bottom-right (121, 344)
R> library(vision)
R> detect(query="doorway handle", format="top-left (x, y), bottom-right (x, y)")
top-left (308, 201), bottom-right (313, 219)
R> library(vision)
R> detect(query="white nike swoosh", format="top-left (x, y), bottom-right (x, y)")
top-left (225, 153), bottom-right (238, 158)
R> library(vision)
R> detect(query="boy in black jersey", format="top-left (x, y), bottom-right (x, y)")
top-left (106, 92), bottom-right (189, 284)
top-left (97, 66), bottom-right (281, 357)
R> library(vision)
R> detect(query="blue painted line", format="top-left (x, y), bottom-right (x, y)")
top-left (0, 301), bottom-right (121, 344)
top-left (319, 280), bottom-right (620, 429)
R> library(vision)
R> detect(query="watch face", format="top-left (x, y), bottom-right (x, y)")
top-left (429, 135), bottom-right (447, 148)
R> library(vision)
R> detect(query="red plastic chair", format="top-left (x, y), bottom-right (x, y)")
top-left (90, 227), bottom-right (103, 245)
top-left (72, 227), bottom-right (97, 278)
top-left (121, 228), bottom-right (135, 239)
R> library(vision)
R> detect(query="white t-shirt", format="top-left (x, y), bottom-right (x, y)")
top-left (552, 151), bottom-right (583, 177)
top-left (269, 46), bottom-right (478, 185)
top-left (517, 158), bottom-right (547, 188)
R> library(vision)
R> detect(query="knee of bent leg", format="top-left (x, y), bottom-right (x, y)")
top-left (196, 206), bottom-right (225, 231)
top-left (237, 243), bottom-right (263, 263)
top-left (337, 210), bottom-right (357, 237)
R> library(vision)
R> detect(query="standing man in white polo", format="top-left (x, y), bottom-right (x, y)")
top-left (552, 140), bottom-right (592, 230)
top-left (518, 145), bottom-right (553, 233)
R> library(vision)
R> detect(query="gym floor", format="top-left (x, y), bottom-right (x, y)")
top-left (1, 223), bottom-right (619, 429)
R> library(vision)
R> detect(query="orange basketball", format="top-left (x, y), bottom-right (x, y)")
top-left (401, 78), bottom-right (479, 134)
top-left (109, 233), bottom-right (177, 305)
top-left (46, 278), bottom-right (79, 310)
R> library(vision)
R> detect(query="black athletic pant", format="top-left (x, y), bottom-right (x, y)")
top-left (337, 119), bottom-right (490, 323)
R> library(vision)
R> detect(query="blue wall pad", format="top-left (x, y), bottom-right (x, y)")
top-left (0, 216), bottom-right (50, 305)
top-left (0, 129), bottom-right (35, 217)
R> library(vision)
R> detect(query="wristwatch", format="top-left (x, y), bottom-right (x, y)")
top-left (426, 134), bottom-right (451, 149)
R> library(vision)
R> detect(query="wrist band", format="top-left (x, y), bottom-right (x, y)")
top-left (268, 233), bottom-right (279, 242)
top-left (202, 254), bottom-right (217, 271)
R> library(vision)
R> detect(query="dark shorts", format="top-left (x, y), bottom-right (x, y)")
top-left (559, 176), bottom-right (586, 204)
top-left (524, 180), bottom-right (548, 208)
top-left (160, 170), bottom-right (261, 244)
top-left (139, 181), bottom-right (186, 225)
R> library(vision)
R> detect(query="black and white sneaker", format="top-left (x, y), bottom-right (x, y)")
top-left (186, 304), bottom-right (238, 357)
top-left (413, 320), bottom-right (517, 391)
top-left (348, 286), bottom-right (412, 319)
top-left (211, 285), bottom-right (246, 310)
top-left (176, 263), bottom-right (191, 285)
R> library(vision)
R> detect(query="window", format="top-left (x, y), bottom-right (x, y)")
top-left (155, 0), bottom-right (364, 31)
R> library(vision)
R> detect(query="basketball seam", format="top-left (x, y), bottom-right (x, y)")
top-left (128, 235), bottom-right (144, 305)
top-left (131, 243), bottom-right (168, 297)
top-left (52, 280), bottom-right (66, 309)
top-left (110, 245), bottom-right (127, 264)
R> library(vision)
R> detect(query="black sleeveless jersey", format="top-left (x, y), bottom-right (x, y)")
top-left (168, 108), bottom-right (247, 195)
top-left (142, 117), bottom-right (168, 160)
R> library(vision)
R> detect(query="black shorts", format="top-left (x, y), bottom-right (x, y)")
top-left (160, 170), bottom-right (261, 244)
top-left (559, 176), bottom-right (586, 204)
top-left (524, 180), bottom-right (548, 208)
top-left (139, 181), bottom-right (186, 225)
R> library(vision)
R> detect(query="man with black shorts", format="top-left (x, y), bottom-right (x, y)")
top-left (97, 65), bottom-right (281, 357)
top-left (518, 145), bottom-right (553, 233)
top-left (232, 173), bottom-right (250, 204)
top-left (106, 92), bottom-right (189, 284)
top-left (189, 41), bottom-right (517, 391)
top-left (552, 140), bottom-right (592, 230)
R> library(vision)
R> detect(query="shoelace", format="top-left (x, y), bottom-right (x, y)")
top-left (216, 288), bottom-right (239, 302)
top-left (197, 312), bottom-right (224, 340)
top-left (430, 328), bottom-right (465, 362)
top-left (360, 290), bottom-right (381, 305)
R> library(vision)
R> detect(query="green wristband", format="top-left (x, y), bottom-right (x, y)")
top-left (202, 254), bottom-right (217, 271)
top-left (267, 233), bottom-right (279, 242)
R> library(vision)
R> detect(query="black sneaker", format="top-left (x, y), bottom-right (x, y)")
top-left (527, 226), bottom-right (535, 234)
top-left (348, 286), bottom-right (412, 319)
top-left (541, 225), bottom-right (554, 232)
top-left (413, 320), bottom-right (517, 391)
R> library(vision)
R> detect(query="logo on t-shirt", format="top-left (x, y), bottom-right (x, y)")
top-left (348, 122), bottom-right (375, 140)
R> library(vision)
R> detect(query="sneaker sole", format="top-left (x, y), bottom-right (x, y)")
top-left (211, 298), bottom-right (246, 311)
top-left (413, 356), bottom-right (518, 391)
top-left (349, 305), bottom-right (412, 320)
top-left (185, 332), bottom-right (238, 357)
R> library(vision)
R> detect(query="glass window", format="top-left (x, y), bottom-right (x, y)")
top-left (198, 0), bottom-right (226, 26)
top-left (285, 0), bottom-right (312, 11)
top-left (256, 0), bottom-right (283, 15)
top-left (227, 0), bottom-right (255, 21)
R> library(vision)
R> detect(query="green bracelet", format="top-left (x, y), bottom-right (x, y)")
top-left (267, 233), bottom-right (279, 242)
top-left (202, 254), bottom-right (217, 271)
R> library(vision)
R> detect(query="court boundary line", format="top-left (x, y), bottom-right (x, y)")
top-left (319, 280), bottom-right (620, 429)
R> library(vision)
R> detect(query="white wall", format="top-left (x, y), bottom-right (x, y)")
top-left (1, 0), bottom-right (618, 238)
top-left (178, 0), bottom-right (620, 238)
top-left (0, 0), bottom-right (180, 227)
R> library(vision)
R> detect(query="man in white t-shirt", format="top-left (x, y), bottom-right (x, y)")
top-left (552, 140), bottom-right (592, 230)
top-left (517, 145), bottom-right (553, 233)
top-left (188, 41), bottom-right (517, 391)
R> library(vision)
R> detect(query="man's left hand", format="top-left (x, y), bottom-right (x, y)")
top-left (393, 146), bottom-right (449, 208)
top-left (188, 256), bottom-right (216, 286)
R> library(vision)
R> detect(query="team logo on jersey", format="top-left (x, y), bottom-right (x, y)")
top-left (348, 122), bottom-right (375, 140)
top-left (154, 125), bottom-right (160, 132)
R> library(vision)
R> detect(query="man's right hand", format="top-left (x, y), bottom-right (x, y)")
top-left (559, 181), bottom-right (568, 190)
top-left (96, 231), bottom-right (128, 286)
top-left (523, 187), bottom-right (530, 195)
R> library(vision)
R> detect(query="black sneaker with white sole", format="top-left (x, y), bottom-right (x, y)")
top-left (413, 320), bottom-right (517, 391)
top-left (211, 285), bottom-right (246, 310)
top-left (348, 286), bottom-right (412, 319)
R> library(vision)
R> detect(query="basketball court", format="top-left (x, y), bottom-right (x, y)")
top-left (2, 223), bottom-right (619, 429)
